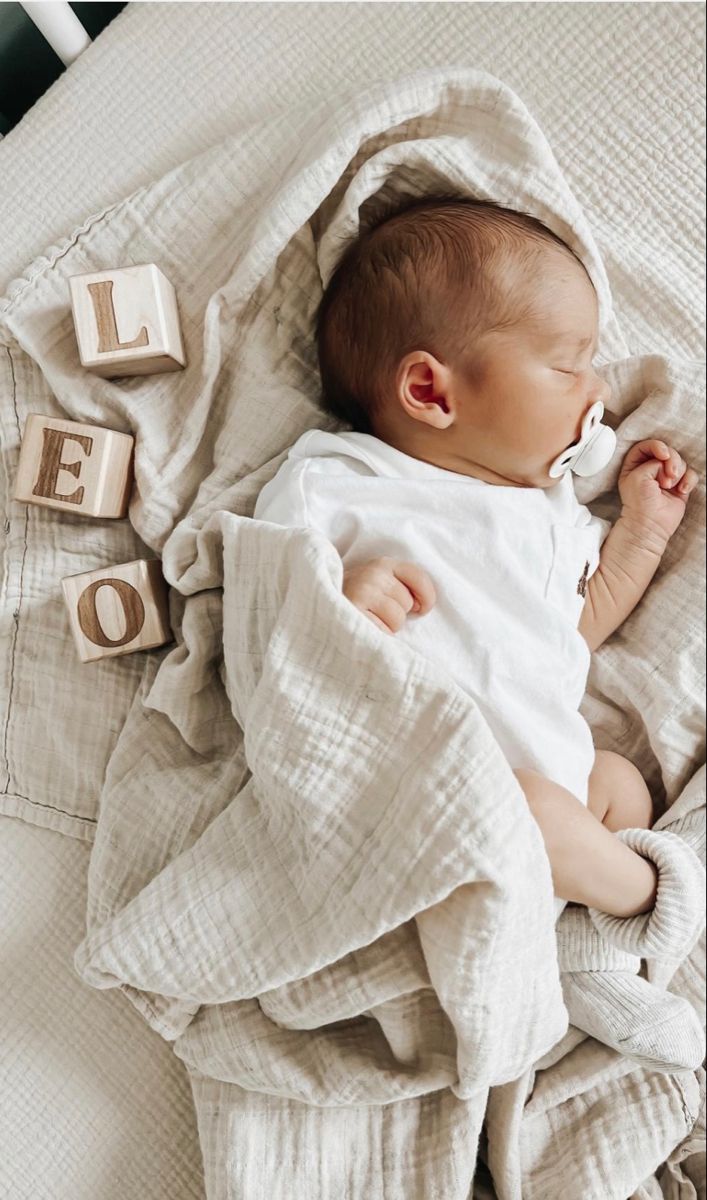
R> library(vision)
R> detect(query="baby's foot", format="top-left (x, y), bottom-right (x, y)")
top-left (555, 901), bottom-right (705, 1072)
top-left (560, 970), bottom-right (705, 1073)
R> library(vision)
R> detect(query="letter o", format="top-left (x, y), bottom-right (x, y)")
top-left (76, 578), bottom-right (145, 647)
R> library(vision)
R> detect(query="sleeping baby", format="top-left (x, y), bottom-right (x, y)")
top-left (254, 197), bottom-right (704, 1070)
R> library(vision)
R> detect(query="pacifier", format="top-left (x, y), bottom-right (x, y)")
top-left (549, 401), bottom-right (617, 479)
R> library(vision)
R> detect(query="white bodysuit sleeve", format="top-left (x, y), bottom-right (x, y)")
top-left (253, 454), bottom-right (371, 544)
top-left (587, 510), bottom-right (612, 549)
top-left (574, 493), bottom-right (612, 551)
top-left (253, 459), bottom-right (312, 529)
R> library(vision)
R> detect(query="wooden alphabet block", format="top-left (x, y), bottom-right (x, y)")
top-left (61, 559), bottom-right (172, 663)
top-left (14, 414), bottom-right (134, 518)
top-left (69, 263), bottom-right (186, 378)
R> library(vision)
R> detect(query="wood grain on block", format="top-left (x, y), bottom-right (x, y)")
top-left (69, 263), bottom-right (186, 377)
top-left (62, 559), bottom-right (172, 663)
top-left (14, 413), bottom-right (134, 518)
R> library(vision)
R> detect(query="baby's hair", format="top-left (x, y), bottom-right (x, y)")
top-left (315, 195), bottom-right (583, 433)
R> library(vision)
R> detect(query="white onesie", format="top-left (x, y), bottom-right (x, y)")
top-left (254, 429), bottom-right (610, 810)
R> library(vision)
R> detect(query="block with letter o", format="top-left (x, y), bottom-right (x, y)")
top-left (61, 559), bottom-right (173, 663)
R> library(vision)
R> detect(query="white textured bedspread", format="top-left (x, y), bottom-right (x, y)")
top-left (1, 65), bottom-right (704, 1200)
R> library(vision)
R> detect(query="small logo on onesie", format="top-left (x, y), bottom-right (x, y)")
top-left (576, 561), bottom-right (590, 598)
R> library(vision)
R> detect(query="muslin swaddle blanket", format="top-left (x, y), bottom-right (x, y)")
top-left (1, 67), bottom-right (704, 1200)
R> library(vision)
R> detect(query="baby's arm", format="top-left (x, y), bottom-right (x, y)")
top-left (342, 557), bottom-right (436, 634)
top-left (579, 439), bottom-right (699, 652)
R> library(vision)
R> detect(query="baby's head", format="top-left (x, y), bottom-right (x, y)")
top-left (315, 197), bottom-right (611, 488)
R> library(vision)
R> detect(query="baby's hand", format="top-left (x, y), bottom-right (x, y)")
top-left (618, 440), bottom-right (699, 547)
top-left (342, 557), bottom-right (436, 634)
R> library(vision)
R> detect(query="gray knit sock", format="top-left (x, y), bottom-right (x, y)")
top-left (556, 903), bottom-right (705, 1072)
top-left (560, 970), bottom-right (705, 1072)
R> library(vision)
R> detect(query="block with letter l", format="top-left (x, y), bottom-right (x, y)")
top-left (69, 263), bottom-right (186, 377)
top-left (62, 559), bottom-right (173, 663)
top-left (14, 413), bottom-right (134, 518)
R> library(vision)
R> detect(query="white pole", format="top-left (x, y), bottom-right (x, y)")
top-left (19, 2), bottom-right (92, 67)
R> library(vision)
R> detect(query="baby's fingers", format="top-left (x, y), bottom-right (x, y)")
top-left (368, 595), bottom-right (408, 634)
top-left (675, 466), bottom-right (699, 499)
top-left (366, 611), bottom-right (395, 636)
top-left (622, 439), bottom-right (672, 477)
top-left (392, 561), bottom-right (437, 615)
top-left (657, 446), bottom-right (686, 490)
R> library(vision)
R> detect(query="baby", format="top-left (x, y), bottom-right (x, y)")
top-left (254, 197), bottom-right (702, 1066)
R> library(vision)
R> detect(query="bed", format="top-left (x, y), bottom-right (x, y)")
top-left (0, 4), bottom-right (704, 1199)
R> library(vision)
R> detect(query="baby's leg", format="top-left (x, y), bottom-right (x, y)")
top-left (586, 749), bottom-right (654, 833)
top-left (516, 767), bottom-right (658, 919)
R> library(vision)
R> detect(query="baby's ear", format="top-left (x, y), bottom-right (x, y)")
top-left (397, 353), bottom-right (455, 429)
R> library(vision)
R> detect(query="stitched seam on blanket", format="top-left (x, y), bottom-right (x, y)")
top-left (674, 1073), bottom-right (698, 1132)
top-left (1, 345), bottom-right (29, 796)
top-left (0, 790), bottom-right (97, 826)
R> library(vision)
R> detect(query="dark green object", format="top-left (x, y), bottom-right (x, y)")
top-left (0, 2), bottom-right (127, 136)
top-left (70, 2), bottom-right (127, 40)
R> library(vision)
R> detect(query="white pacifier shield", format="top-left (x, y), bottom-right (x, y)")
top-left (549, 402), bottom-right (617, 479)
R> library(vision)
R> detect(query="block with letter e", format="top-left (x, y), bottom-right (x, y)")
top-left (69, 263), bottom-right (186, 377)
top-left (14, 414), bottom-right (134, 518)
top-left (62, 559), bottom-right (173, 663)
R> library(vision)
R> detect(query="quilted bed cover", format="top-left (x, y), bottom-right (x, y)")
top-left (0, 5), bottom-right (705, 1200)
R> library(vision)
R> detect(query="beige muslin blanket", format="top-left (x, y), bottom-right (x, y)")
top-left (1, 67), bottom-right (704, 1200)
